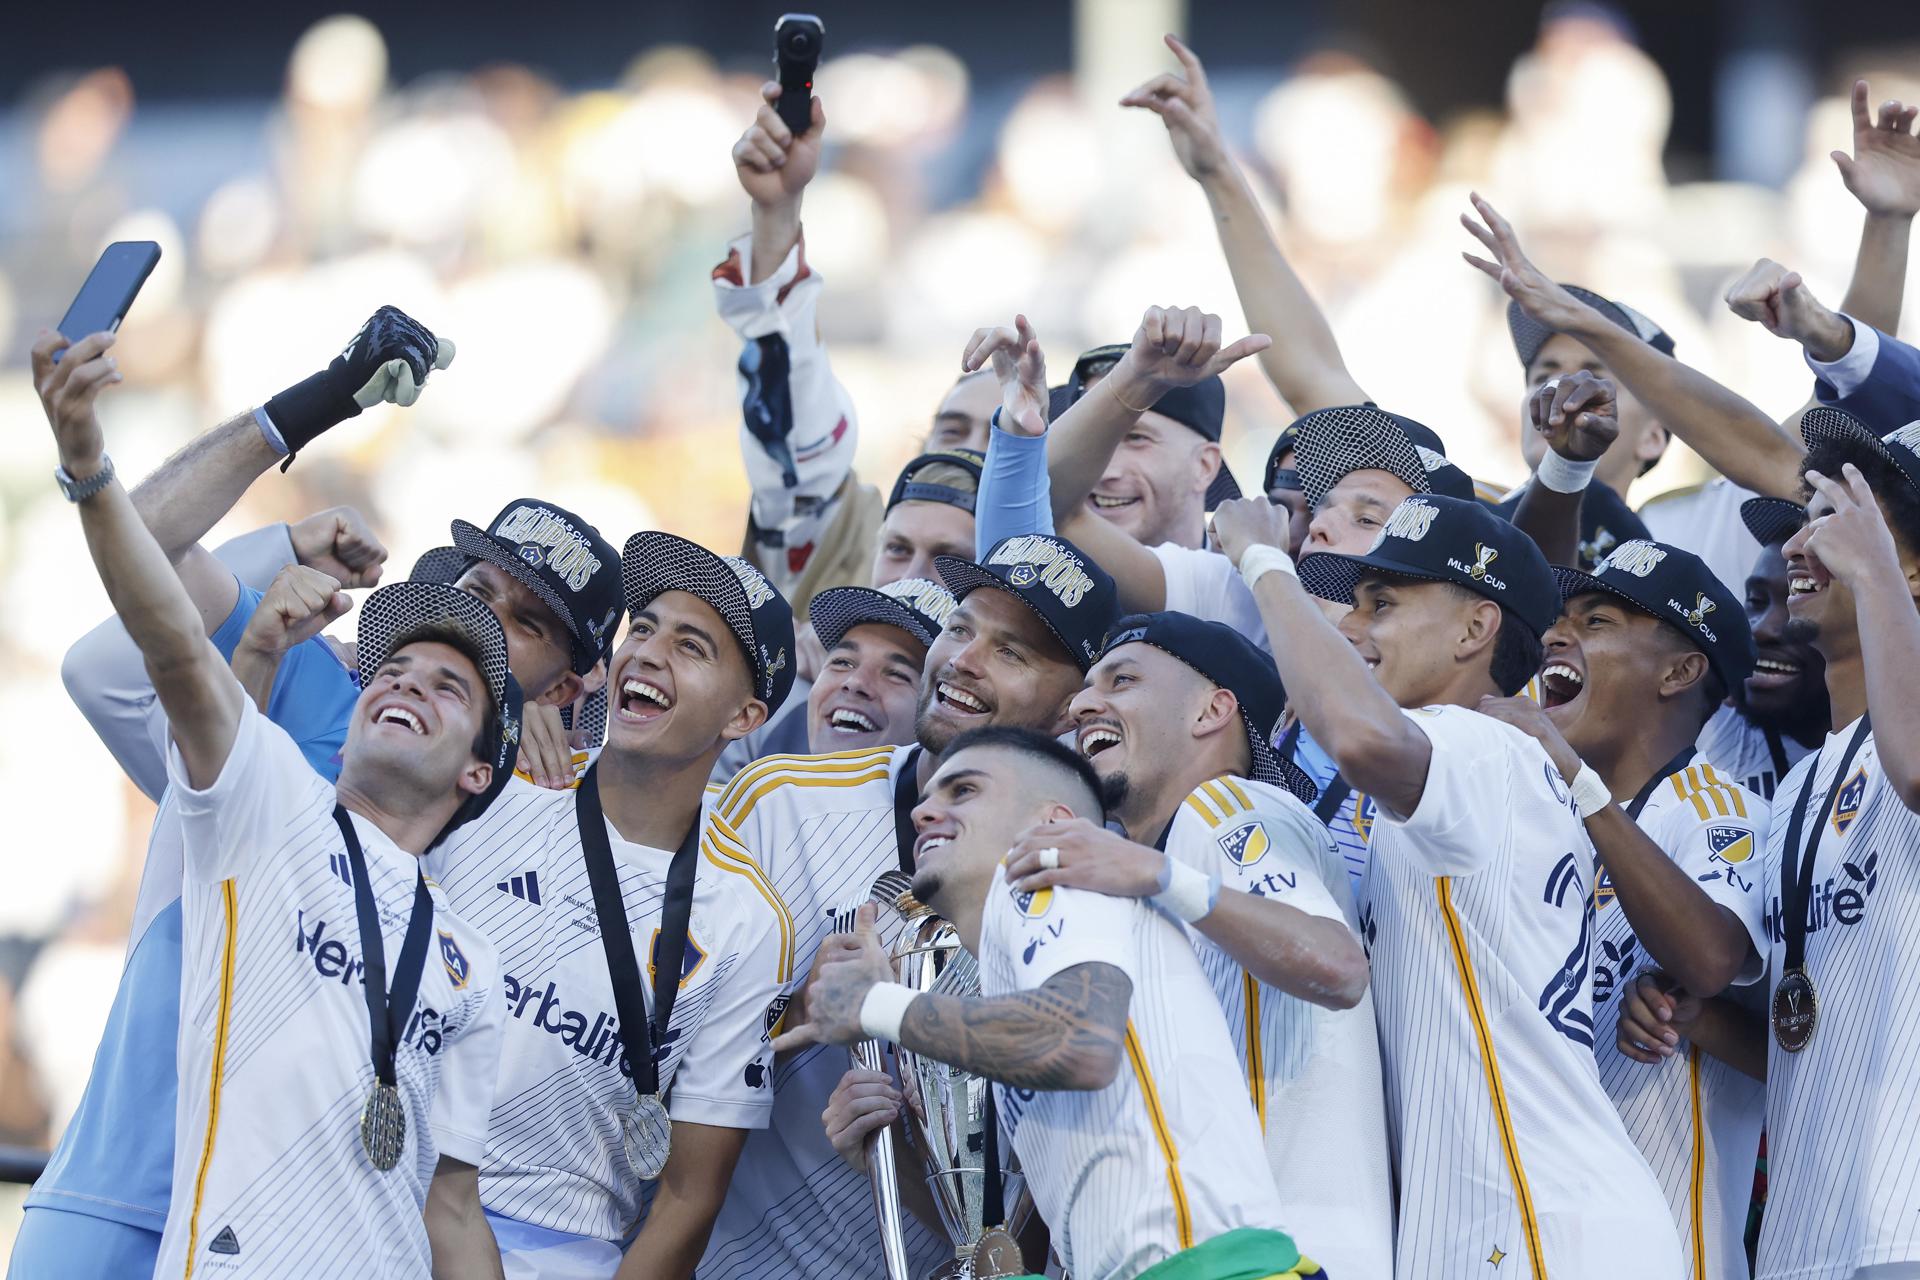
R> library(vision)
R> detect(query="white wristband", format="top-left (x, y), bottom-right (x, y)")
top-left (1534, 450), bottom-right (1598, 494)
top-left (1570, 764), bottom-right (1613, 819)
top-left (1239, 543), bottom-right (1297, 591)
top-left (858, 983), bottom-right (917, 1043)
top-left (1152, 857), bottom-right (1221, 923)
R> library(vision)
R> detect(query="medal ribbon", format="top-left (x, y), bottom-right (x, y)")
top-left (576, 764), bottom-right (701, 1099)
top-left (892, 747), bottom-right (924, 875)
top-left (1780, 716), bottom-right (1872, 976)
top-left (337, 805), bottom-right (434, 1092)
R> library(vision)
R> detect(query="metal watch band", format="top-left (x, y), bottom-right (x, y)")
top-left (54, 454), bottom-right (115, 503)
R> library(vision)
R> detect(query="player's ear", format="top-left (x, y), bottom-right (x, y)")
top-left (1659, 648), bottom-right (1709, 703)
top-left (458, 760), bottom-right (492, 798)
top-left (1456, 596), bottom-right (1502, 663)
top-left (1193, 686), bottom-right (1238, 740)
top-left (535, 670), bottom-right (585, 709)
top-left (722, 696), bottom-right (770, 743)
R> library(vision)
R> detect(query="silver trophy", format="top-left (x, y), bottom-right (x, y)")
top-left (853, 874), bottom-right (1033, 1280)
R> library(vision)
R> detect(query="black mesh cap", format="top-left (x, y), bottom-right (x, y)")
top-left (1800, 406), bottom-right (1920, 499)
top-left (1508, 286), bottom-right (1676, 372)
top-left (1552, 539), bottom-right (1757, 690)
top-left (1290, 404), bottom-right (1475, 507)
top-left (621, 532), bottom-right (797, 713)
top-left (887, 448), bottom-right (985, 514)
top-left (809, 577), bottom-right (957, 653)
top-left (1740, 497), bottom-right (1807, 548)
top-left (408, 545), bottom-right (469, 586)
top-left (1098, 612), bottom-right (1317, 806)
top-left (1297, 494), bottom-right (1560, 638)
top-left (935, 534), bottom-right (1120, 672)
top-left (355, 581), bottom-right (527, 834)
top-left (450, 499), bottom-right (622, 676)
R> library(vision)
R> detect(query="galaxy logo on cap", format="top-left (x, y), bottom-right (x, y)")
top-left (727, 558), bottom-right (776, 609)
top-left (1670, 593), bottom-right (1719, 641)
top-left (1602, 540), bottom-right (1667, 579)
top-left (494, 504), bottom-right (603, 592)
top-left (884, 577), bottom-right (956, 628)
top-left (989, 535), bottom-right (1095, 608)
top-left (1381, 498), bottom-right (1439, 544)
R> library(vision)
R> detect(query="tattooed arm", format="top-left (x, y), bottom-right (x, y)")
top-left (897, 963), bottom-right (1131, 1091)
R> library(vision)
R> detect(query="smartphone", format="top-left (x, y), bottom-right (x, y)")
top-left (55, 241), bottom-right (162, 358)
top-left (773, 14), bottom-right (824, 138)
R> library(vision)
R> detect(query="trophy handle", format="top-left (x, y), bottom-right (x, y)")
top-left (855, 1038), bottom-right (916, 1280)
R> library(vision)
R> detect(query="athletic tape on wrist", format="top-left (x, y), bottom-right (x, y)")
top-left (1239, 543), bottom-right (1297, 591)
top-left (1570, 764), bottom-right (1613, 819)
top-left (858, 983), bottom-right (917, 1043)
top-left (1153, 858), bottom-right (1220, 923)
top-left (1534, 450), bottom-right (1598, 494)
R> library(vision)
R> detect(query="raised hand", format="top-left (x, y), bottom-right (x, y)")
top-left (1119, 34), bottom-right (1231, 182)
top-left (1803, 463), bottom-right (1905, 589)
top-left (1478, 694), bottom-right (1583, 781)
top-left (264, 306), bottom-right (454, 462)
top-left (241, 564), bottom-right (353, 658)
top-left (1529, 369), bottom-right (1620, 463)
top-left (961, 314), bottom-right (1050, 437)
top-left (31, 330), bottom-right (121, 475)
top-left (822, 1066), bottom-right (904, 1172)
top-left (1722, 258), bottom-right (1853, 360)
top-left (1110, 304), bottom-right (1270, 403)
top-left (1833, 79), bottom-right (1920, 219)
top-left (1004, 817), bottom-right (1163, 896)
top-left (290, 505), bottom-right (389, 588)
top-left (733, 80), bottom-right (826, 210)
top-left (771, 904), bottom-right (898, 1052)
top-left (1209, 494), bottom-right (1295, 569)
top-left (1460, 193), bottom-right (1593, 333)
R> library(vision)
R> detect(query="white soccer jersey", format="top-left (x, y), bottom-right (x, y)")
top-left (158, 696), bottom-right (504, 1279)
top-left (1697, 702), bottom-right (1814, 801)
top-left (1757, 719), bottom-right (1920, 1280)
top-left (978, 865), bottom-right (1288, 1279)
top-left (1589, 762), bottom-right (1770, 1280)
top-left (698, 745), bottom-right (951, 1280)
top-left (1152, 543), bottom-right (1267, 649)
top-left (1362, 704), bottom-right (1682, 1277)
top-left (1163, 776), bottom-right (1393, 1278)
top-left (426, 776), bottom-right (789, 1241)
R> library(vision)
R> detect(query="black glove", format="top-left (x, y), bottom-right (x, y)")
top-left (264, 306), bottom-right (454, 467)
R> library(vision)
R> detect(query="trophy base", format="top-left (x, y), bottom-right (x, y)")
top-left (926, 1227), bottom-right (1028, 1280)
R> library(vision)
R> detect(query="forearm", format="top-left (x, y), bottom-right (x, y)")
top-left (129, 412), bottom-right (280, 563)
top-left (1562, 310), bottom-right (1804, 498)
top-left (1249, 569), bottom-right (1426, 812)
top-left (1685, 998), bottom-right (1768, 1083)
top-left (618, 1122), bottom-right (746, 1277)
top-left (1196, 893), bottom-right (1367, 1009)
top-left (1508, 481), bottom-right (1584, 567)
top-left (1839, 213), bottom-right (1913, 336)
top-left (229, 640), bottom-right (287, 713)
top-left (897, 964), bottom-right (1129, 1092)
top-left (425, 1164), bottom-right (504, 1280)
top-left (1584, 807), bottom-right (1751, 995)
top-left (976, 423), bottom-right (1055, 556)
top-left (749, 198), bottom-right (802, 287)
top-left (1854, 567), bottom-right (1920, 809)
top-left (1199, 168), bottom-right (1367, 412)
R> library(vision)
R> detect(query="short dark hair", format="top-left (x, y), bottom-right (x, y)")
top-left (1440, 582), bottom-right (1545, 696)
top-left (1802, 439), bottom-right (1920, 556)
top-left (943, 725), bottom-right (1104, 822)
top-left (390, 621), bottom-right (501, 765)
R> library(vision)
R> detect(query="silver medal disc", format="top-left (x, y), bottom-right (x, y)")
top-left (620, 1092), bottom-right (672, 1179)
top-left (361, 1083), bottom-right (407, 1171)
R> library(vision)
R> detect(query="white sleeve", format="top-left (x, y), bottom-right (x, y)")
top-left (712, 232), bottom-right (861, 601)
top-left (1375, 706), bottom-right (1518, 876)
top-left (986, 871), bottom-right (1139, 993)
top-left (1806, 315), bottom-right (1878, 398)
top-left (1168, 799), bottom-right (1344, 924)
top-left (665, 895), bottom-right (786, 1131)
top-left (1150, 544), bottom-right (1269, 651)
top-left (167, 693), bottom-right (329, 883)
top-left (431, 941), bottom-right (505, 1166)
top-left (213, 523), bottom-right (299, 591)
top-left (1654, 792), bottom-right (1772, 987)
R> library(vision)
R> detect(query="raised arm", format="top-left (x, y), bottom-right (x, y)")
top-left (1463, 194), bottom-right (1806, 499)
top-left (1509, 370), bottom-right (1622, 567)
top-left (34, 331), bottom-right (245, 790)
top-left (1122, 34), bottom-right (1368, 413)
top-left (1832, 80), bottom-right (1920, 335)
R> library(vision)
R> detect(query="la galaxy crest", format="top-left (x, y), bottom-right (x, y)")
top-left (1010, 883), bottom-right (1054, 919)
top-left (648, 929), bottom-right (709, 988)
top-left (1833, 767), bottom-right (1868, 836)
top-left (438, 931), bottom-right (471, 989)
top-left (1217, 820), bottom-right (1270, 868)
top-left (1351, 793), bottom-right (1377, 844)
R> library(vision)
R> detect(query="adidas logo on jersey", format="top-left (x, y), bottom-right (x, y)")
top-left (496, 871), bottom-right (542, 904)
top-left (209, 1226), bottom-right (240, 1256)
top-left (328, 852), bottom-right (353, 887)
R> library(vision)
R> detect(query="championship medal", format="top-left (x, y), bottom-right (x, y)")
top-left (1771, 968), bottom-right (1819, 1052)
top-left (361, 1082), bottom-right (408, 1171)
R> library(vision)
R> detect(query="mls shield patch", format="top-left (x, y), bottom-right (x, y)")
top-left (1217, 820), bottom-right (1271, 868)
top-left (1707, 826), bottom-right (1755, 866)
top-left (438, 931), bottom-right (471, 989)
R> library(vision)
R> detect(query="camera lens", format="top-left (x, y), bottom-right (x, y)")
top-left (788, 32), bottom-right (812, 55)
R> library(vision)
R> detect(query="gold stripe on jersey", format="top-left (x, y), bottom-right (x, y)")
top-left (703, 822), bottom-right (795, 982)
top-left (1219, 777), bottom-right (1255, 813)
top-left (1436, 877), bottom-right (1546, 1279)
top-left (718, 747), bottom-right (898, 827)
top-left (1242, 973), bottom-right (1267, 1131)
top-left (1184, 791), bottom-right (1224, 826)
top-left (184, 879), bottom-right (239, 1280)
top-left (1688, 1048), bottom-right (1706, 1275)
top-left (1669, 765), bottom-right (1748, 822)
top-left (1125, 1021), bottom-right (1194, 1248)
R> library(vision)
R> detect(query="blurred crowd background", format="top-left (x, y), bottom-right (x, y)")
top-left (3, 0), bottom-right (1920, 1242)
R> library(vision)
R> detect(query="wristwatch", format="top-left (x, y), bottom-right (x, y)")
top-left (54, 455), bottom-right (115, 504)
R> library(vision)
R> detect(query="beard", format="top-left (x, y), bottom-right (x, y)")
top-left (1784, 616), bottom-right (1820, 646)
top-left (910, 863), bottom-right (943, 909)
top-left (1099, 769), bottom-right (1131, 820)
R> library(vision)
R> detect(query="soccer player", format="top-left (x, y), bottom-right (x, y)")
top-left (1695, 498), bottom-right (1828, 798)
top-left (1485, 540), bottom-right (1770, 1276)
top-left (35, 328), bottom-right (522, 1277)
top-left (785, 727), bottom-right (1323, 1280)
top-left (426, 533), bottom-right (797, 1277)
top-left (1747, 408), bottom-right (1920, 1280)
top-left (1214, 490), bottom-right (1682, 1274)
top-left (992, 612), bottom-right (1392, 1276)
top-left (696, 533), bottom-right (1118, 1279)
top-left (803, 577), bottom-right (957, 755)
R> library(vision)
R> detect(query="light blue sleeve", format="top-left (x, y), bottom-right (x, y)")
top-left (974, 413), bottom-right (1054, 558)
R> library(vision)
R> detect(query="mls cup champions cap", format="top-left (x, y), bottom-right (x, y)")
top-left (934, 534), bottom-right (1120, 673)
top-left (1553, 539), bottom-right (1757, 690)
top-left (809, 577), bottom-right (958, 653)
top-left (1289, 404), bottom-right (1476, 507)
top-left (449, 499), bottom-right (623, 676)
top-left (621, 532), bottom-right (798, 713)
